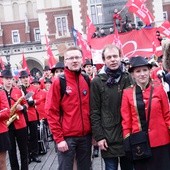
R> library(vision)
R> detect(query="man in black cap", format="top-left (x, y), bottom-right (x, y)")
top-left (40, 65), bottom-right (52, 89)
top-left (2, 69), bottom-right (29, 169)
top-left (19, 70), bottom-right (41, 163)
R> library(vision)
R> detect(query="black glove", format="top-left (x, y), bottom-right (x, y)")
top-left (27, 100), bottom-right (35, 106)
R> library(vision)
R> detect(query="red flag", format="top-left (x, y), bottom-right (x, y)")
top-left (0, 57), bottom-right (4, 70)
top-left (77, 31), bottom-right (92, 63)
top-left (22, 53), bottom-right (30, 73)
top-left (126, 0), bottom-right (154, 25)
top-left (152, 33), bottom-right (160, 56)
top-left (45, 34), bottom-right (56, 68)
top-left (112, 27), bottom-right (122, 49)
top-left (86, 15), bottom-right (96, 44)
top-left (158, 20), bottom-right (170, 38)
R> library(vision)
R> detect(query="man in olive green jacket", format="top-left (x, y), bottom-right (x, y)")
top-left (90, 44), bottom-right (133, 170)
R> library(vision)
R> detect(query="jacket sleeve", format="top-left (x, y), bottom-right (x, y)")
top-left (0, 90), bottom-right (10, 121)
top-left (90, 77), bottom-right (105, 142)
top-left (121, 89), bottom-right (132, 138)
top-left (160, 85), bottom-right (170, 130)
top-left (47, 78), bottom-right (64, 143)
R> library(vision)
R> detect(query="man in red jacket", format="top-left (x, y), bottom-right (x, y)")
top-left (19, 70), bottom-right (41, 163)
top-left (2, 69), bottom-right (29, 170)
top-left (0, 80), bottom-right (10, 170)
top-left (48, 46), bottom-right (92, 170)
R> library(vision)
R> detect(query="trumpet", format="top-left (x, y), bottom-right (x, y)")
top-left (7, 92), bottom-right (34, 126)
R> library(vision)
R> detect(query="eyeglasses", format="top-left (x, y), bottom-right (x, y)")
top-left (105, 55), bottom-right (119, 60)
top-left (65, 56), bottom-right (82, 61)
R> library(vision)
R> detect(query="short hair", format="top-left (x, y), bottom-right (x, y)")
top-left (102, 44), bottom-right (121, 60)
top-left (64, 46), bottom-right (83, 58)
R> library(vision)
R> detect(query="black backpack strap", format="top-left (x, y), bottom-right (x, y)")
top-left (59, 74), bottom-right (66, 100)
top-left (81, 72), bottom-right (90, 87)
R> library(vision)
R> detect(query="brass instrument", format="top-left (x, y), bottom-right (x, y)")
top-left (6, 92), bottom-right (34, 126)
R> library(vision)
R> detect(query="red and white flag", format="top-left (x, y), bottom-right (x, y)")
top-left (22, 53), bottom-right (30, 73)
top-left (0, 57), bottom-right (4, 70)
top-left (86, 15), bottom-right (96, 44)
top-left (158, 20), bottom-right (170, 38)
top-left (77, 31), bottom-right (92, 63)
top-left (126, 0), bottom-right (154, 25)
top-left (45, 34), bottom-right (56, 68)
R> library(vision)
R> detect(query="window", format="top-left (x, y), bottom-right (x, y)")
top-left (12, 2), bottom-right (20, 20)
top-left (12, 30), bottom-right (20, 44)
top-left (90, 0), bottom-right (102, 24)
top-left (163, 11), bottom-right (168, 21)
top-left (26, 1), bottom-right (34, 19)
top-left (55, 16), bottom-right (69, 37)
top-left (34, 28), bottom-right (40, 41)
top-left (0, 4), bottom-right (4, 22)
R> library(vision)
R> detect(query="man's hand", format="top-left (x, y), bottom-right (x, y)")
top-left (97, 139), bottom-right (108, 151)
top-left (57, 141), bottom-right (69, 152)
top-left (16, 104), bottom-right (24, 111)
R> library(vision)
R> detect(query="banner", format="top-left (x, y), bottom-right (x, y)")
top-left (90, 28), bottom-right (162, 64)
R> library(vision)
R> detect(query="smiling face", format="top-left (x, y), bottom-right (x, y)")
top-left (132, 66), bottom-right (150, 88)
top-left (102, 46), bottom-right (121, 70)
top-left (64, 49), bottom-right (83, 71)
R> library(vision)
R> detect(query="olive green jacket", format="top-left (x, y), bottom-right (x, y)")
top-left (90, 69), bottom-right (132, 158)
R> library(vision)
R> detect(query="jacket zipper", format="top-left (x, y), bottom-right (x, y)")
top-left (76, 74), bottom-right (85, 136)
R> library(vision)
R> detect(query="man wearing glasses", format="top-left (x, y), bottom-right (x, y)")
top-left (48, 46), bottom-right (92, 170)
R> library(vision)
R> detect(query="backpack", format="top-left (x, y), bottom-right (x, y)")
top-left (59, 72), bottom-right (90, 100)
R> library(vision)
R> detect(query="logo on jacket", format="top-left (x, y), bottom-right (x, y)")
top-left (83, 90), bottom-right (87, 95)
top-left (66, 86), bottom-right (72, 94)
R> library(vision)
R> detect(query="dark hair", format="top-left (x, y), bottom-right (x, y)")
top-left (102, 44), bottom-right (121, 60)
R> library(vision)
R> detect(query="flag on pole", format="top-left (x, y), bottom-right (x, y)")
top-left (112, 26), bottom-right (122, 49)
top-left (86, 15), bottom-right (96, 44)
top-left (22, 53), bottom-right (30, 73)
top-left (45, 34), bottom-right (56, 68)
top-left (71, 27), bottom-right (78, 45)
top-left (77, 31), bottom-right (92, 63)
top-left (158, 20), bottom-right (170, 38)
top-left (126, 0), bottom-right (154, 25)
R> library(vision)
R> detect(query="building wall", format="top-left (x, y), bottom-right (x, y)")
top-left (152, 0), bottom-right (164, 26)
top-left (0, 0), bottom-right (74, 74)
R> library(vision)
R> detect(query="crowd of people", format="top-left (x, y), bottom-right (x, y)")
top-left (0, 43), bottom-right (170, 170)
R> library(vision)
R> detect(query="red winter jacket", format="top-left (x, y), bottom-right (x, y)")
top-left (48, 69), bottom-right (91, 143)
top-left (8, 87), bottom-right (27, 129)
top-left (0, 90), bottom-right (10, 133)
top-left (24, 85), bottom-right (38, 122)
top-left (121, 82), bottom-right (170, 148)
top-left (35, 89), bottom-right (47, 120)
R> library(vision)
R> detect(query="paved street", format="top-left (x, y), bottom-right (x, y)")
top-left (6, 141), bottom-right (122, 170)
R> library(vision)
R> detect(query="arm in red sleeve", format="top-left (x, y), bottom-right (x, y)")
top-left (121, 89), bottom-right (132, 138)
top-left (0, 90), bottom-right (10, 121)
top-left (160, 85), bottom-right (170, 129)
top-left (47, 78), bottom-right (64, 143)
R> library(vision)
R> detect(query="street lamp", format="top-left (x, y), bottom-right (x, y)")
top-left (5, 54), bottom-right (11, 70)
